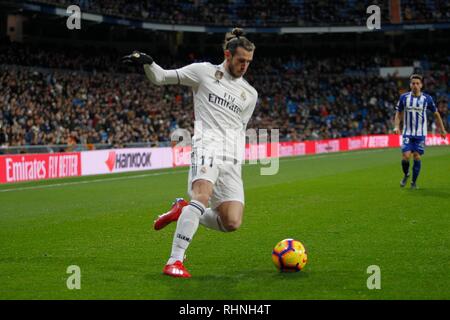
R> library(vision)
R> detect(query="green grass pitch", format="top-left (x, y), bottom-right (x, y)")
top-left (1, 146), bottom-right (449, 299)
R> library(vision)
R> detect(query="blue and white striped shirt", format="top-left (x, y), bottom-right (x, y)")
top-left (395, 92), bottom-right (437, 137)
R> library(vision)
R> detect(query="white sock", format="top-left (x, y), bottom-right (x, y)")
top-left (200, 208), bottom-right (227, 232)
top-left (167, 200), bottom-right (205, 265)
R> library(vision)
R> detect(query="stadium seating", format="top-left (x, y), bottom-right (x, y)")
top-left (0, 43), bottom-right (448, 148)
top-left (32, 0), bottom-right (449, 27)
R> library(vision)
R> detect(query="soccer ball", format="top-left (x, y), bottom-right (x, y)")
top-left (272, 239), bottom-right (308, 272)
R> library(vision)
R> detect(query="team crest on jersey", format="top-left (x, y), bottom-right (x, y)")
top-left (241, 91), bottom-right (247, 101)
top-left (200, 166), bottom-right (207, 174)
top-left (214, 70), bottom-right (223, 83)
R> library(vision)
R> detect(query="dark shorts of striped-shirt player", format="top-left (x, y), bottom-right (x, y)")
top-left (401, 135), bottom-right (425, 155)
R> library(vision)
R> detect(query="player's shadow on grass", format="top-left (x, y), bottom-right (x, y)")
top-left (144, 268), bottom-right (308, 282)
top-left (144, 272), bottom-right (242, 298)
top-left (143, 269), bottom-right (308, 298)
top-left (407, 188), bottom-right (450, 199)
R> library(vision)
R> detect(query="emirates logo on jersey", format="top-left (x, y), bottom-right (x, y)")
top-left (208, 93), bottom-right (242, 114)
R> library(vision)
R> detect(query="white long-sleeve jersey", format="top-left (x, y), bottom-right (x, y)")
top-left (144, 61), bottom-right (258, 163)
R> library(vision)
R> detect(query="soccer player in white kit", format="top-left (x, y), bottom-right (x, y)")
top-left (122, 28), bottom-right (258, 277)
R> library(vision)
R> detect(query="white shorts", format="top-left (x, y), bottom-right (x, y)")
top-left (187, 149), bottom-right (244, 209)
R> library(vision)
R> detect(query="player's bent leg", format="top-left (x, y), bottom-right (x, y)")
top-left (163, 179), bottom-right (213, 278)
top-left (217, 201), bottom-right (244, 232)
top-left (199, 207), bottom-right (227, 232)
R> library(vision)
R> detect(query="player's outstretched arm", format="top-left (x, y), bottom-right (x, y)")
top-left (434, 111), bottom-right (447, 139)
top-left (121, 51), bottom-right (179, 86)
top-left (143, 62), bottom-right (181, 86)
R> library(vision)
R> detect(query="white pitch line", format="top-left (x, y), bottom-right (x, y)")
top-left (0, 169), bottom-right (188, 193)
top-left (0, 149), bottom-right (388, 193)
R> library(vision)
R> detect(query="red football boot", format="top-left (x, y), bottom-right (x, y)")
top-left (163, 260), bottom-right (191, 278)
top-left (154, 198), bottom-right (188, 230)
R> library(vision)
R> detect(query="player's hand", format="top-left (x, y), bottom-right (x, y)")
top-left (393, 127), bottom-right (400, 135)
top-left (440, 130), bottom-right (447, 139)
top-left (121, 51), bottom-right (153, 65)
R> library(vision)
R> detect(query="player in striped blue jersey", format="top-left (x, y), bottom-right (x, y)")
top-left (394, 74), bottom-right (447, 189)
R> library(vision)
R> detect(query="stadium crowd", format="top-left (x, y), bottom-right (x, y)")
top-left (31, 0), bottom-right (449, 27)
top-left (1, 42), bottom-right (448, 149)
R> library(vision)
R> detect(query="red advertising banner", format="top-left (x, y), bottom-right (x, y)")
top-left (426, 135), bottom-right (450, 146)
top-left (0, 152), bottom-right (81, 184)
top-left (0, 134), bottom-right (448, 184)
top-left (244, 134), bottom-right (447, 160)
